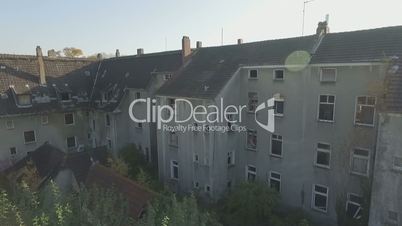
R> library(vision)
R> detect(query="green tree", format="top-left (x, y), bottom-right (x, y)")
top-left (108, 157), bottom-right (129, 177)
top-left (63, 47), bottom-right (84, 58)
top-left (218, 182), bottom-right (280, 226)
top-left (137, 193), bottom-right (221, 226)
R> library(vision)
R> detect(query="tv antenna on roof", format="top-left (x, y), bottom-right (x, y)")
top-left (302, 0), bottom-right (315, 36)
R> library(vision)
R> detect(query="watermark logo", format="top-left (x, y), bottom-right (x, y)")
top-left (255, 98), bottom-right (275, 133)
top-left (128, 98), bottom-right (275, 133)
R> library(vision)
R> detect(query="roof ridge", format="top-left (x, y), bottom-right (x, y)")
top-left (102, 50), bottom-right (182, 62)
top-left (326, 25), bottom-right (402, 36)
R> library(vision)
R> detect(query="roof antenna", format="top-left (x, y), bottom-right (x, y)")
top-left (221, 27), bottom-right (224, 46)
top-left (302, 0), bottom-right (315, 36)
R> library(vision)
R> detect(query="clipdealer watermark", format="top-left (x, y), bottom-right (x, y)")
top-left (128, 98), bottom-right (275, 133)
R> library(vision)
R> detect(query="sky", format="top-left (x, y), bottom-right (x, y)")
top-left (1, 0), bottom-right (402, 56)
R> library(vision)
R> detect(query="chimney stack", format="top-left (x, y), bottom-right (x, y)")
top-left (137, 48), bottom-right (144, 56)
top-left (115, 49), bottom-right (120, 57)
top-left (316, 21), bottom-right (329, 36)
top-left (237, 39), bottom-right (243, 45)
top-left (36, 46), bottom-right (46, 85)
top-left (47, 49), bottom-right (57, 57)
top-left (182, 36), bottom-right (191, 63)
top-left (196, 41), bottom-right (202, 49)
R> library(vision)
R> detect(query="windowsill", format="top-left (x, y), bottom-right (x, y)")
top-left (274, 114), bottom-right (284, 118)
top-left (24, 141), bottom-right (36, 145)
top-left (65, 123), bottom-right (75, 126)
top-left (273, 79), bottom-right (284, 81)
top-left (246, 147), bottom-right (257, 152)
top-left (169, 144), bottom-right (178, 148)
top-left (315, 164), bottom-right (330, 169)
top-left (350, 171), bottom-right (369, 177)
top-left (354, 123), bottom-right (375, 128)
top-left (312, 207), bottom-right (328, 214)
top-left (270, 154), bottom-right (282, 159)
top-left (318, 119), bottom-right (334, 123)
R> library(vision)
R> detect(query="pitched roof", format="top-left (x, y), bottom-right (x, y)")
top-left (0, 54), bottom-right (98, 116)
top-left (311, 26), bottom-right (402, 64)
top-left (85, 164), bottom-right (156, 219)
top-left (157, 35), bottom-right (318, 99)
top-left (92, 51), bottom-right (182, 111)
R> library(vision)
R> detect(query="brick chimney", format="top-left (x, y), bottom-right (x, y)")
top-left (182, 36), bottom-right (191, 62)
top-left (237, 39), bottom-right (243, 45)
top-left (137, 48), bottom-right (144, 56)
top-left (115, 49), bottom-right (120, 57)
top-left (36, 46), bottom-right (46, 85)
top-left (316, 21), bottom-right (329, 36)
top-left (196, 41), bottom-right (202, 49)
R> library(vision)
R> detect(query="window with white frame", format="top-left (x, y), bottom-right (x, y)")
top-left (64, 113), bottom-right (74, 125)
top-left (392, 156), bottom-right (402, 171)
top-left (105, 114), bottom-right (111, 126)
top-left (227, 151), bottom-right (235, 166)
top-left (170, 160), bottom-right (179, 180)
top-left (318, 95), bottom-right (335, 122)
top-left (273, 69), bottom-right (284, 80)
top-left (315, 143), bottom-right (331, 168)
top-left (24, 130), bottom-right (36, 144)
top-left (355, 96), bottom-right (376, 126)
top-left (351, 148), bottom-right (370, 176)
top-left (248, 92), bottom-right (258, 112)
top-left (246, 165), bottom-right (257, 182)
top-left (246, 129), bottom-right (257, 150)
top-left (312, 184), bottom-right (329, 213)
top-left (135, 92), bottom-right (141, 99)
top-left (66, 136), bottom-right (77, 149)
top-left (248, 69), bottom-right (258, 79)
top-left (269, 171), bottom-right (281, 192)
top-left (41, 115), bottom-right (49, 125)
top-left (271, 134), bottom-right (283, 157)
top-left (346, 193), bottom-right (363, 219)
top-left (274, 99), bottom-right (284, 116)
top-left (6, 120), bottom-right (14, 129)
top-left (320, 68), bottom-right (337, 82)
top-left (169, 131), bottom-right (178, 147)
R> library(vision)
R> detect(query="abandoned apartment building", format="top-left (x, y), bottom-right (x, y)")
top-left (0, 21), bottom-right (401, 225)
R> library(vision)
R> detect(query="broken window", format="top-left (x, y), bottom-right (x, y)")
top-left (315, 143), bottom-right (331, 168)
top-left (66, 136), bottom-right (77, 149)
top-left (246, 129), bottom-right (257, 150)
top-left (273, 69), bottom-right (284, 80)
top-left (60, 92), bottom-right (71, 101)
top-left (269, 171), bottom-right (281, 192)
top-left (248, 92), bottom-right (258, 112)
top-left (249, 69), bottom-right (258, 79)
top-left (271, 134), bottom-right (283, 157)
top-left (346, 193), bottom-right (362, 219)
top-left (355, 96), bottom-right (376, 126)
top-left (171, 160), bottom-right (179, 179)
top-left (64, 113), bottom-right (74, 125)
top-left (24, 130), bottom-right (36, 144)
top-left (351, 148), bottom-right (370, 176)
top-left (274, 99), bottom-right (284, 116)
top-left (312, 184), bottom-right (328, 212)
top-left (246, 165), bottom-right (257, 182)
top-left (318, 95), bottom-right (335, 121)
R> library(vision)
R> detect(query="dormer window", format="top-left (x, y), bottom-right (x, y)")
top-left (17, 94), bottom-right (32, 106)
top-left (60, 92), bottom-right (71, 101)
